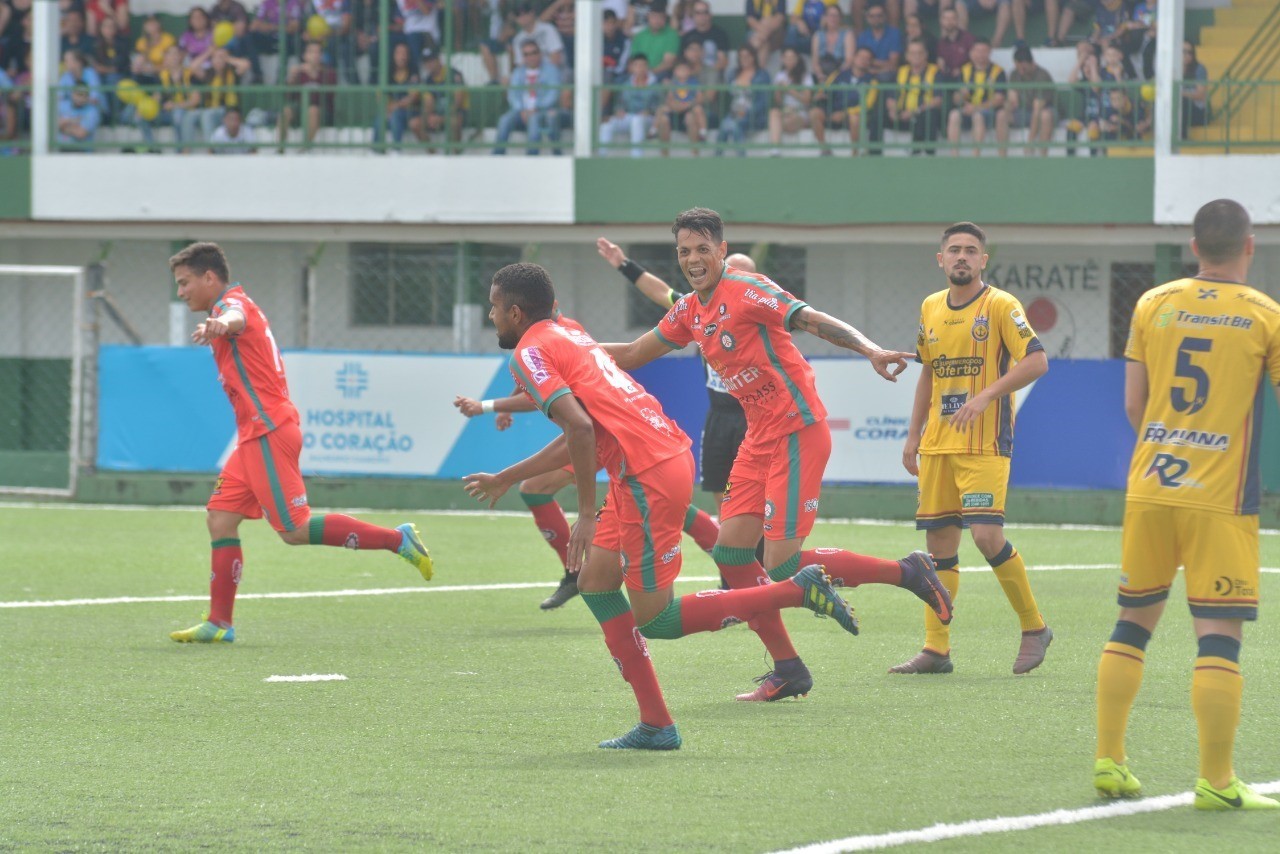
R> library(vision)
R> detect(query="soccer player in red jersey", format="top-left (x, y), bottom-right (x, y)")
top-left (166, 243), bottom-right (434, 644)
top-left (463, 263), bottom-right (857, 749)
top-left (605, 208), bottom-right (954, 701)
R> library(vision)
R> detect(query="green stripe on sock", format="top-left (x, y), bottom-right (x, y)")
top-left (712, 544), bottom-right (757, 565)
top-left (210, 538), bottom-right (241, 549)
top-left (683, 504), bottom-right (699, 530)
top-left (581, 590), bottom-right (630, 624)
top-left (638, 600), bottom-right (684, 639)
top-left (308, 515), bottom-right (327, 545)
top-left (767, 553), bottom-right (801, 583)
top-left (520, 492), bottom-right (557, 508)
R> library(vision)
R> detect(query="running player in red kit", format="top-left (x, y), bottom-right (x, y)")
top-left (463, 263), bottom-right (856, 749)
top-left (167, 242), bottom-right (433, 644)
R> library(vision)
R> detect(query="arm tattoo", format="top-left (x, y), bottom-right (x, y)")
top-left (792, 310), bottom-right (874, 354)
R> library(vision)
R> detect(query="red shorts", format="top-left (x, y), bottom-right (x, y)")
top-left (722, 420), bottom-right (830, 541)
top-left (594, 451), bottom-right (695, 593)
top-left (207, 420), bottom-right (310, 534)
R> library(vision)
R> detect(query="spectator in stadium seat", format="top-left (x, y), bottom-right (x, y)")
top-left (397, 0), bottom-right (441, 68)
top-left (136, 45), bottom-right (198, 152)
top-left (766, 45), bottom-right (814, 155)
top-left (811, 4), bottom-right (854, 73)
top-left (1098, 85), bottom-right (1148, 149)
top-left (680, 2), bottom-right (729, 79)
top-left (808, 54), bottom-right (850, 156)
top-left (600, 52), bottom-right (659, 157)
top-left (352, 0), bottom-right (401, 85)
top-left (191, 48), bottom-right (240, 143)
top-left (1181, 40), bottom-right (1208, 139)
top-left (852, 0), bottom-right (902, 31)
top-left (56, 84), bottom-right (100, 149)
top-left (544, 0), bottom-right (576, 70)
top-left (57, 49), bottom-right (102, 115)
top-left (493, 40), bottom-right (562, 155)
top-left (935, 7), bottom-right (973, 78)
top-left (210, 0), bottom-right (251, 32)
top-left (309, 0), bottom-right (355, 82)
top-left (482, 1), bottom-right (562, 84)
top-left (1089, 0), bottom-right (1130, 49)
top-left (856, 5), bottom-right (902, 81)
top-left (1123, 0), bottom-right (1156, 79)
top-left (887, 38), bottom-right (942, 154)
top-left (182, 7), bottom-right (218, 74)
top-left (630, 6), bottom-right (680, 77)
top-left (1065, 39), bottom-right (1101, 154)
top-left (60, 8), bottom-right (93, 57)
top-left (953, 0), bottom-right (1022, 49)
top-left (602, 8), bottom-right (630, 82)
top-left (279, 40), bottom-right (337, 150)
top-left (669, 0), bottom-right (697, 33)
top-left (654, 57), bottom-right (706, 155)
top-left (89, 14), bottom-right (130, 98)
top-left (1000, 43), bottom-right (1054, 156)
top-left (903, 13), bottom-right (936, 66)
top-left (132, 14), bottom-right (175, 85)
top-left (785, 0), bottom-right (831, 53)
top-left (377, 41), bottom-right (419, 148)
top-left (84, 0), bottom-right (129, 39)
top-left (1056, 0), bottom-right (1105, 49)
top-left (947, 36), bottom-right (1005, 155)
top-left (250, 0), bottom-right (304, 79)
top-left (716, 44), bottom-right (769, 155)
top-left (209, 105), bottom-right (256, 153)
top-left (416, 37), bottom-right (468, 152)
top-left (845, 46), bottom-right (883, 154)
top-left (902, 0), bottom-right (941, 25)
top-left (745, 0), bottom-right (786, 69)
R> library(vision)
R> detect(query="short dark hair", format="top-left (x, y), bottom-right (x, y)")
top-left (1193, 199), bottom-right (1251, 264)
top-left (224, 105), bottom-right (242, 117)
top-left (1013, 44), bottom-right (1033, 63)
top-left (941, 221), bottom-right (987, 247)
top-left (630, 52), bottom-right (649, 65)
top-left (492, 262), bottom-right (555, 321)
top-left (169, 242), bottom-right (230, 282)
top-left (972, 36), bottom-right (991, 48)
top-left (672, 207), bottom-right (724, 245)
top-left (603, 8), bottom-right (617, 20)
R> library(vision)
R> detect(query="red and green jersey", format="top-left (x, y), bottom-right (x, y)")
top-left (654, 266), bottom-right (827, 441)
top-left (209, 284), bottom-right (298, 443)
top-left (509, 317), bottom-right (690, 479)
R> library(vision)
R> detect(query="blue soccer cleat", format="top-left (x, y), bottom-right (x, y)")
top-left (599, 722), bottom-right (683, 750)
top-left (396, 522), bottom-right (433, 581)
top-left (793, 565), bottom-right (859, 636)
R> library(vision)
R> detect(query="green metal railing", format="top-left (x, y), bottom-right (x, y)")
top-left (1, 84), bottom-right (31, 154)
top-left (1175, 79), bottom-right (1280, 151)
top-left (1213, 1), bottom-right (1280, 124)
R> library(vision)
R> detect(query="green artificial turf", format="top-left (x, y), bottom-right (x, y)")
top-left (2, 507), bottom-right (1278, 851)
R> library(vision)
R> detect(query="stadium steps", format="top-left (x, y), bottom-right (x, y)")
top-left (1184, 0), bottom-right (1280, 152)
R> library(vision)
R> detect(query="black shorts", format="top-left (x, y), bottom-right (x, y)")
top-left (700, 407), bottom-right (748, 493)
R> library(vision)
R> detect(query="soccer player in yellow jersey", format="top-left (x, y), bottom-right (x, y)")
top-left (895, 222), bottom-right (1051, 675)
top-left (1093, 199), bottom-right (1280, 810)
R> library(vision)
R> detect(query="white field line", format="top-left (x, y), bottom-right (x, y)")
top-left (772, 781), bottom-right (1280, 853)
top-left (264, 674), bottom-right (348, 683)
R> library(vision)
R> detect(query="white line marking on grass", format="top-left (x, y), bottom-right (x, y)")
top-left (264, 674), bottom-right (348, 683)
top-left (774, 781), bottom-right (1280, 853)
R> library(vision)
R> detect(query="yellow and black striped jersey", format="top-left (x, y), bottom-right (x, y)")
top-left (1125, 278), bottom-right (1280, 514)
top-left (916, 284), bottom-right (1044, 457)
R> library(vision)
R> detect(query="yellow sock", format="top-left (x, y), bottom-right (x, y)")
top-left (1194, 634), bottom-right (1243, 788)
top-left (923, 556), bottom-right (960, 655)
top-left (989, 542), bottom-right (1044, 632)
top-left (1095, 620), bottom-right (1151, 761)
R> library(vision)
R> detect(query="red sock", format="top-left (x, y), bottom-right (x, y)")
top-left (682, 506), bottom-right (720, 552)
top-left (528, 500), bottom-right (571, 570)
top-left (209, 538), bottom-right (243, 627)
top-left (802, 548), bottom-right (902, 588)
top-left (678, 582), bottom-right (803, 636)
top-left (600, 611), bottom-right (673, 727)
top-left (717, 559), bottom-right (799, 661)
top-left (308, 514), bottom-right (402, 551)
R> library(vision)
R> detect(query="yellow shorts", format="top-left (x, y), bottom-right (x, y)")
top-left (1119, 500), bottom-right (1260, 620)
top-left (916, 453), bottom-right (1009, 530)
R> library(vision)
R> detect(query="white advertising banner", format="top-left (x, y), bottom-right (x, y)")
top-left (812, 360), bottom-right (920, 484)
top-left (981, 249), bottom-right (1111, 359)
top-left (287, 352), bottom-right (504, 476)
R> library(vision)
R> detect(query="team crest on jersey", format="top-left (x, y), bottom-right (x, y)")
top-left (718, 304), bottom-right (727, 316)
top-left (521, 347), bottom-right (551, 384)
top-left (763, 500), bottom-right (775, 519)
top-left (703, 322), bottom-right (718, 336)
top-left (971, 315), bottom-right (990, 342)
top-left (719, 330), bottom-right (736, 350)
top-left (693, 313), bottom-right (703, 330)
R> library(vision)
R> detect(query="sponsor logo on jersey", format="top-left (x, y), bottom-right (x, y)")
top-left (941, 391), bottom-right (968, 417)
top-left (640, 407), bottom-right (672, 433)
top-left (1144, 452), bottom-right (1192, 488)
top-left (943, 317), bottom-right (965, 326)
top-left (1010, 308), bottom-right (1030, 331)
top-left (231, 558), bottom-right (243, 585)
top-left (744, 288), bottom-right (780, 311)
top-left (931, 355), bottom-right (984, 378)
top-left (692, 313), bottom-right (703, 330)
top-left (1172, 310), bottom-right (1254, 330)
top-left (803, 498), bottom-right (819, 513)
top-left (971, 315), bottom-right (990, 342)
top-left (212, 476), bottom-right (224, 495)
top-left (703, 322), bottom-right (718, 336)
top-left (1142, 422), bottom-right (1230, 452)
top-left (1198, 288), bottom-right (1218, 300)
top-left (291, 493), bottom-right (308, 508)
top-left (1155, 304), bottom-right (1176, 327)
top-left (718, 365), bottom-right (762, 392)
top-left (718, 304), bottom-right (727, 316)
top-left (719, 330), bottom-right (736, 350)
top-left (661, 544), bottom-right (681, 564)
top-left (1234, 291), bottom-right (1280, 315)
top-left (961, 492), bottom-right (994, 509)
top-left (521, 346), bottom-right (551, 384)
top-left (1214, 576), bottom-right (1257, 598)
top-left (763, 500), bottom-right (775, 519)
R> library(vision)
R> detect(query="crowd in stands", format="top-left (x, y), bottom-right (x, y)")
top-left (0, 0), bottom-right (1215, 154)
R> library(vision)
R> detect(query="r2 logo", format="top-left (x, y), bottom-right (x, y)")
top-left (1144, 453), bottom-right (1190, 487)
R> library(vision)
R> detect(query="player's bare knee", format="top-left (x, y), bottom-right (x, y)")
top-left (971, 527), bottom-right (1006, 559)
top-left (278, 526), bottom-right (310, 546)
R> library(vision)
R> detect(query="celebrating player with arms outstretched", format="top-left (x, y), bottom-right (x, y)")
top-left (464, 263), bottom-right (857, 750)
top-left (605, 208), bottom-right (953, 702)
top-left (167, 243), bottom-right (433, 644)
top-left (1093, 200), bottom-right (1280, 809)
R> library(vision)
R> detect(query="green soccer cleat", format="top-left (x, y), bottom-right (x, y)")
top-left (396, 522), bottom-right (433, 581)
top-left (1094, 758), bottom-right (1142, 799)
top-left (170, 616), bottom-right (235, 644)
top-left (1194, 777), bottom-right (1280, 810)
top-left (598, 722), bottom-right (682, 750)
top-left (793, 565), bottom-right (859, 636)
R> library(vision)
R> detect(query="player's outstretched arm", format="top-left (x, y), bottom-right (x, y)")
top-left (547, 394), bottom-right (599, 575)
top-left (789, 306), bottom-right (914, 381)
top-left (601, 330), bottom-right (674, 371)
top-left (463, 435), bottom-right (572, 508)
top-left (596, 237), bottom-right (680, 310)
top-left (452, 393), bottom-right (538, 417)
top-left (950, 350), bottom-right (1049, 432)
top-left (1124, 360), bottom-right (1149, 435)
